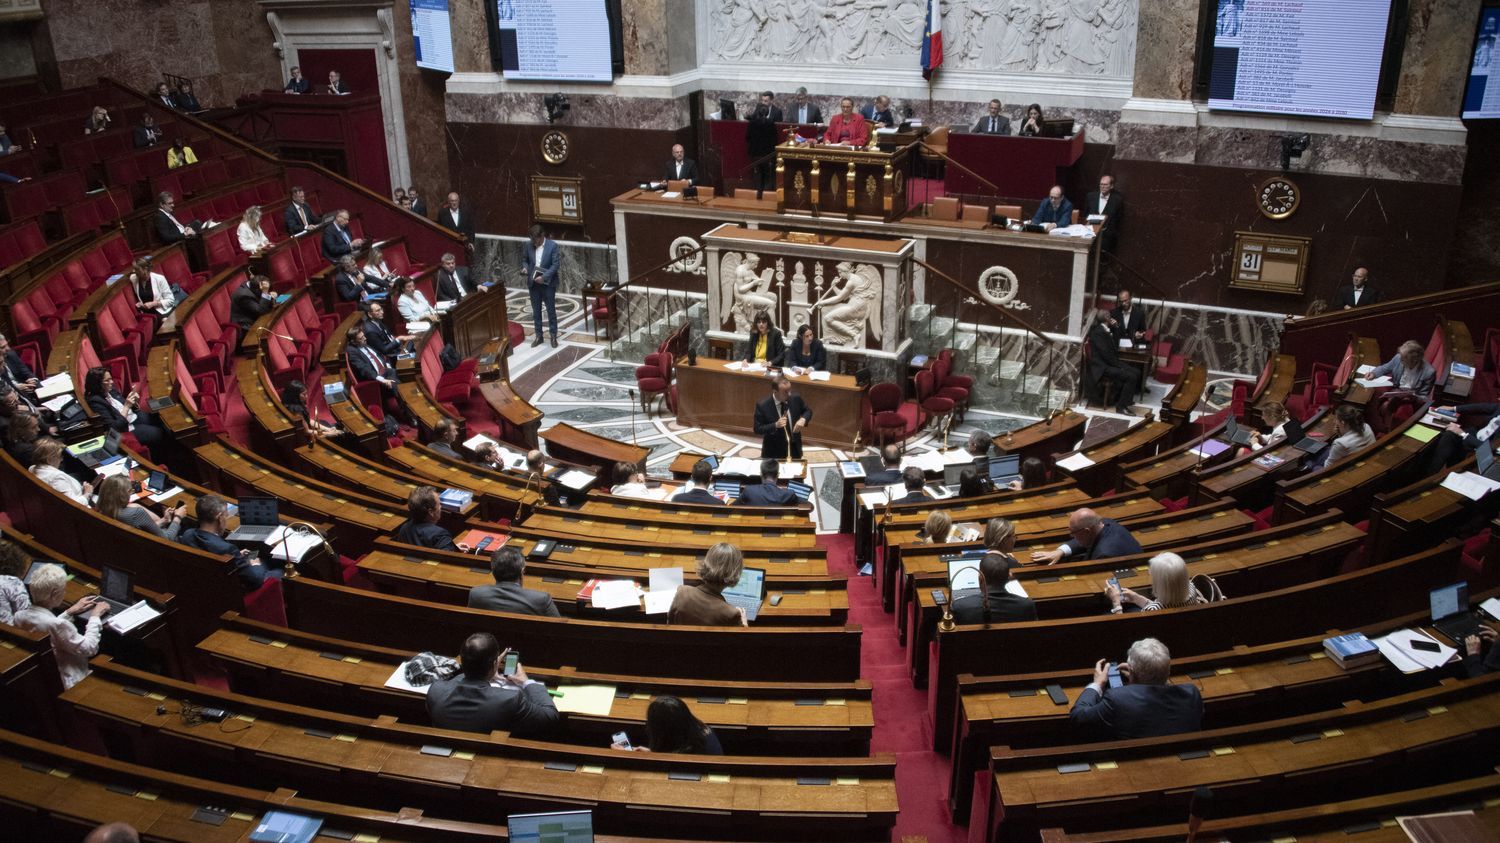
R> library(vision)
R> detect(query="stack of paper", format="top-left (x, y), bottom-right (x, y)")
top-left (1374, 629), bottom-right (1456, 673)
top-left (808, 370), bottom-right (832, 382)
top-left (939, 448), bottom-right (977, 466)
top-left (105, 600), bottom-right (161, 634)
top-left (1441, 472), bottom-right (1500, 501)
top-left (265, 526), bottom-right (323, 562)
top-left (716, 456), bottom-right (760, 476)
top-left (591, 579), bottom-right (644, 610)
top-left (778, 462), bottom-right (805, 479)
top-left (36, 373), bottom-right (74, 400)
top-left (1355, 364), bottom-right (1376, 375)
top-left (900, 450), bottom-right (944, 474)
top-left (553, 683), bottom-right (617, 715)
top-left (857, 489), bottom-right (892, 510)
top-left (643, 567), bottom-right (684, 616)
top-left (1354, 375), bottom-right (1393, 388)
top-left (1055, 453), bottom-right (1096, 472)
top-left (554, 469), bottom-right (595, 491)
top-left (724, 361), bottom-right (744, 371)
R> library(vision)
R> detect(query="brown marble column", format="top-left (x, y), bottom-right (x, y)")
top-left (1394, 0), bottom-right (1482, 117)
top-left (393, 0), bottom-right (451, 200)
top-left (622, 0), bottom-right (668, 76)
top-left (1130, 0), bottom-right (1199, 101)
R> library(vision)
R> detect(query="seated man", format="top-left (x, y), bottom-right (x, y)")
top-left (467, 546), bottom-right (560, 617)
top-left (435, 252), bottom-right (489, 302)
top-left (950, 550), bottom-right (1037, 625)
top-left (860, 95), bottom-right (896, 128)
top-left (359, 303), bottom-right (412, 360)
top-left (1069, 637), bottom-right (1204, 740)
top-left (321, 208), bottom-right (366, 264)
top-left (1085, 309), bottom-right (1141, 415)
top-left (283, 186), bottom-right (320, 234)
top-left (672, 459), bottom-right (725, 506)
top-left (229, 275), bottom-right (275, 332)
top-left (153, 192), bottom-right (205, 244)
top-left (1029, 185), bottom-right (1075, 230)
top-left (396, 485), bottom-right (464, 551)
top-left (428, 419), bottom-right (460, 458)
top-left (1030, 507), bottom-right (1142, 565)
top-left (1423, 403), bottom-right (1500, 475)
top-left (864, 445), bottom-right (903, 487)
top-left (334, 254), bottom-right (381, 303)
top-left (178, 494), bottom-right (282, 590)
top-left (891, 466), bottom-right (930, 504)
top-left (426, 632), bottom-right (559, 736)
top-left (525, 449), bottom-right (569, 507)
top-left (345, 325), bottom-right (398, 391)
top-left (736, 459), bottom-right (798, 506)
top-left (665, 143), bottom-right (698, 184)
top-left (1367, 339), bottom-right (1436, 399)
top-left (973, 99), bottom-right (1012, 135)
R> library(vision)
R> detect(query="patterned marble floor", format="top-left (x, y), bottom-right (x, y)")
top-left (506, 290), bottom-right (1178, 532)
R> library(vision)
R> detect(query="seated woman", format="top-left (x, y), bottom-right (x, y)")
top-left (30, 437), bottom-right (92, 505)
top-left (6, 410), bottom-right (40, 467)
top-left (610, 695), bottom-right (724, 754)
top-left (1317, 405), bottom-right (1374, 469)
top-left (83, 366), bottom-right (167, 452)
top-left (1009, 456), bottom-right (1049, 491)
top-left (609, 460), bottom-right (652, 499)
top-left (739, 311), bottom-right (785, 366)
top-left (237, 206), bottom-right (273, 254)
top-left (1018, 103), bottom-right (1044, 136)
top-left (394, 275), bottom-right (439, 325)
top-left (922, 510), bottom-right (959, 543)
top-left (668, 542), bottom-right (748, 627)
top-left (13, 563), bottom-right (108, 690)
top-left (130, 256), bottom-right (180, 319)
top-left (362, 245), bottom-right (395, 287)
top-left (166, 137), bottom-right (197, 169)
top-left (1242, 401), bottom-right (1302, 455)
top-left (782, 324), bottom-right (827, 371)
top-left (83, 105), bottom-right (112, 135)
top-left (279, 380), bottom-right (341, 441)
top-left (957, 468), bottom-right (987, 498)
top-left (1106, 552), bottom-right (1206, 614)
top-left (95, 474), bottom-right (185, 540)
top-left (0, 539), bottom-right (32, 626)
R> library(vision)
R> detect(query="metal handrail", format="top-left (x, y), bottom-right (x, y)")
top-left (913, 257), bottom-right (1052, 346)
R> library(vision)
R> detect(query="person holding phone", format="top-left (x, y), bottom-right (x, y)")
top-left (610, 695), bottom-right (723, 754)
top-left (425, 632), bottom-right (559, 736)
top-left (1104, 552), bottom-right (1207, 614)
top-left (13, 563), bottom-right (108, 689)
top-left (1068, 638), bottom-right (1202, 740)
top-left (95, 474), bottom-right (185, 540)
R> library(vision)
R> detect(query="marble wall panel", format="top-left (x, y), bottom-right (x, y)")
top-left (474, 235), bottom-right (617, 297)
top-left (1129, 0), bottom-right (1198, 100)
top-left (1394, 0), bottom-right (1484, 117)
top-left (621, 0), bottom-right (669, 76)
top-left (448, 0), bottom-right (493, 73)
top-left (447, 91), bottom-right (691, 130)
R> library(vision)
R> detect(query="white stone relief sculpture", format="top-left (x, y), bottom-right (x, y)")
top-left (976, 266), bottom-right (1032, 311)
top-left (705, 0), bottom-right (1136, 77)
top-left (815, 262), bottom-right (883, 347)
top-left (667, 236), bottom-right (706, 275)
top-left (719, 251), bottom-right (779, 333)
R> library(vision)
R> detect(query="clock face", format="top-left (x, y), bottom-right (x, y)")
top-left (1256, 177), bottom-right (1300, 219)
top-left (541, 130), bottom-right (569, 165)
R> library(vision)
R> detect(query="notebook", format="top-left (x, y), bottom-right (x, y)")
top-left (722, 566), bottom-right (766, 621)
top-left (225, 496), bottom-right (279, 543)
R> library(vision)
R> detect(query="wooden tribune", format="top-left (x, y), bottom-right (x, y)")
top-left (776, 140), bottom-right (913, 221)
top-left (439, 286), bottom-right (509, 359)
top-left (676, 357), bottom-right (865, 449)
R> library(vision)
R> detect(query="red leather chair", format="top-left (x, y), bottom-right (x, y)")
top-left (868, 381), bottom-right (922, 452)
top-left (914, 368), bottom-right (955, 433)
top-left (931, 353), bottom-right (970, 421)
top-left (1284, 362), bottom-right (1335, 422)
top-left (11, 299), bottom-right (58, 359)
top-left (634, 352), bottom-right (671, 418)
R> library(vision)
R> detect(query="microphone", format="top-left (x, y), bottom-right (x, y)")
top-left (255, 325), bottom-right (297, 344)
top-left (1186, 786), bottom-right (1214, 842)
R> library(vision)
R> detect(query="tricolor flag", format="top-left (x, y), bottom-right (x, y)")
top-left (921, 0), bottom-right (943, 80)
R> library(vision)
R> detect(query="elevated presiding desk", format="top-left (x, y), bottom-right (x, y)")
top-left (775, 139), bottom-right (912, 221)
top-left (676, 357), bottom-right (864, 449)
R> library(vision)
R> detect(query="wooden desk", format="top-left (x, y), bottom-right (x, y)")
top-left (1272, 403), bottom-right (1431, 524)
top-left (1051, 420), bottom-right (1175, 495)
top-left (541, 422), bottom-right (650, 474)
top-left (991, 410), bottom-right (1089, 464)
top-left (439, 285), bottom-right (509, 358)
top-left (515, 511), bottom-right (814, 552)
top-left (1191, 407), bottom-right (1334, 508)
top-left (1118, 419), bottom-right (1232, 499)
top-left (1367, 454), bottom-right (1475, 564)
top-left (676, 357), bottom-right (864, 449)
top-left (1158, 359), bottom-right (1206, 428)
top-left (1337, 335), bottom-right (1383, 407)
top-left (476, 344), bottom-right (542, 450)
top-left (945, 130), bottom-right (1086, 200)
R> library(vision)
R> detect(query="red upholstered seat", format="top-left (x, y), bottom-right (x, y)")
top-left (634, 352), bottom-right (672, 417)
top-left (241, 576), bottom-right (288, 626)
top-left (869, 381), bottom-right (921, 451)
top-left (1156, 353), bottom-right (1186, 384)
top-left (915, 368), bottom-right (954, 432)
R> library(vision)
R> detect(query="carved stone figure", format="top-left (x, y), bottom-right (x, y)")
top-left (815, 262), bottom-right (882, 346)
top-left (721, 252), bottom-right (779, 333)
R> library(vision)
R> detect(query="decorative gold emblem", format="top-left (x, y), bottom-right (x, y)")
top-left (793, 171), bottom-right (806, 202)
top-left (1255, 177), bottom-right (1299, 220)
top-left (829, 173), bottom-right (841, 204)
top-left (864, 175), bottom-right (877, 202)
top-left (894, 172), bottom-right (906, 195)
top-left (541, 130), bottom-right (570, 165)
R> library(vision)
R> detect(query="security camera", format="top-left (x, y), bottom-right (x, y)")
top-left (544, 93), bottom-right (570, 124)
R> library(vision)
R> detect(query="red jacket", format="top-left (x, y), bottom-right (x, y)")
top-left (823, 113), bottom-right (870, 147)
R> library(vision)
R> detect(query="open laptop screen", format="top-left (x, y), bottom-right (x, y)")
top-left (1430, 582), bottom-right (1467, 622)
top-left (988, 455), bottom-right (1020, 481)
top-left (100, 565), bottom-right (132, 603)
top-left (237, 496), bottom-right (279, 526)
top-left (948, 558), bottom-right (983, 592)
top-left (723, 567), bottom-right (766, 602)
top-left (507, 810), bottom-right (594, 842)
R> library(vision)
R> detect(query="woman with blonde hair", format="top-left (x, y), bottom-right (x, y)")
top-left (95, 474), bottom-right (186, 539)
top-left (668, 542), bottom-right (748, 627)
top-left (237, 205), bottom-right (272, 254)
top-left (14, 563), bottom-right (108, 689)
top-left (923, 510), bottom-right (957, 544)
top-left (362, 244), bottom-right (393, 285)
top-left (30, 437), bottom-right (91, 505)
top-left (1106, 552), bottom-right (1205, 613)
top-left (1246, 401), bottom-right (1302, 453)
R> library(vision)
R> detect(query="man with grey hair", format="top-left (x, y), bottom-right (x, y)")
top-left (436, 251), bottom-right (488, 303)
top-left (1069, 637), bottom-right (1203, 739)
top-left (790, 87), bottom-right (822, 124)
top-left (1366, 339), bottom-right (1435, 399)
top-left (1030, 506), bottom-right (1142, 565)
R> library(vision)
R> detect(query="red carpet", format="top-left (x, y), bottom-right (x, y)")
top-left (818, 534), bottom-right (962, 843)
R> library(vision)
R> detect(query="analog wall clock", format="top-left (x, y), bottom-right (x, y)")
top-left (1256, 176), bottom-right (1300, 220)
top-left (541, 130), bottom-right (570, 165)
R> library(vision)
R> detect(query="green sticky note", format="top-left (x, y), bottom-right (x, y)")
top-left (1404, 425), bottom-right (1439, 443)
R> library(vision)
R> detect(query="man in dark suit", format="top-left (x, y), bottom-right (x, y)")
top-left (284, 66), bottom-right (310, 94)
top-left (789, 87), bottom-right (822, 124)
top-left (346, 325), bottom-right (397, 387)
top-left (672, 460), bottom-right (725, 506)
top-left (436, 192), bottom-right (476, 242)
top-left (891, 466), bottom-right (930, 505)
top-left (409, 188), bottom-right (428, 218)
top-left (753, 376), bottom-right (811, 460)
top-left (522, 224), bottom-right (561, 347)
top-left (1111, 288), bottom-right (1147, 344)
top-left (1333, 267), bottom-right (1381, 310)
top-left (1084, 174), bottom-right (1125, 256)
top-left (950, 551), bottom-right (1037, 625)
top-left (333, 255), bottom-right (371, 303)
top-left (1031, 507), bottom-right (1143, 565)
top-left (736, 459), bottom-right (798, 506)
top-left (173, 82), bottom-right (203, 113)
top-left (428, 419), bottom-right (461, 459)
top-left (321, 208), bottom-right (365, 263)
top-left (1030, 185), bottom-right (1074, 230)
top-left (327, 70), bottom-right (350, 95)
top-left (1069, 637), bottom-right (1204, 740)
top-left (1422, 402), bottom-right (1500, 475)
top-left (229, 275), bottom-right (274, 332)
top-left (283, 186), bottom-right (319, 235)
top-left (1084, 311), bottom-right (1140, 414)
top-left (664, 144), bottom-right (698, 184)
top-left (0, 333), bottom-right (39, 398)
top-left (426, 632), bottom-right (559, 736)
top-left (396, 486), bottom-right (464, 551)
top-left (864, 445), bottom-right (903, 487)
top-left (746, 91), bottom-right (783, 192)
top-left (133, 114), bottom-right (163, 148)
top-left (153, 192), bottom-right (203, 245)
top-left (178, 494), bottom-right (281, 590)
top-left (467, 546), bottom-right (561, 617)
top-left (860, 95), bottom-right (896, 128)
top-left (435, 252), bottom-right (488, 302)
top-left (972, 99), bottom-right (1012, 135)
top-left (359, 303), bottom-right (412, 360)
top-left (153, 81), bottom-right (178, 109)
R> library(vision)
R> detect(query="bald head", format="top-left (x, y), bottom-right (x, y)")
top-left (1048, 186), bottom-right (1064, 207)
top-left (1067, 508), bottom-right (1103, 547)
top-left (85, 823), bottom-right (140, 843)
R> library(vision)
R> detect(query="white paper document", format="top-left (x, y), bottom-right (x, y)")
top-left (858, 489), bottom-right (892, 510)
top-left (145, 485), bottom-right (185, 503)
top-left (643, 590), bottom-right (675, 615)
top-left (940, 448), bottom-right (976, 466)
top-left (555, 469), bottom-right (595, 491)
top-left (36, 373), bottom-right (74, 400)
top-left (1441, 471), bottom-right (1500, 501)
top-left (807, 370), bottom-right (831, 382)
top-left (1482, 597), bottom-right (1500, 620)
top-left (900, 450), bottom-right (945, 474)
top-left (266, 526), bottom-right (322, 562)
top-left (463, 433), bottom-right (500, 451)
top-left (42, 394), bottom-right (74, 413)
top-left (648, 567), bottom-right (684, 593)
top-left (384, 661), bottom-right (431, 694)
top-left (1055, 453), bottom-right (1096, 472)
top-left (724, 361), bottom-right (744, 371)
top-left (1354, 376), bottom-right (1393, 388)
top-left (778, 462), bottom-right (805, 479)
top-left (717, 456), bottom-right (760, 477)
top-left (1375, 629), bottom-right (1456, 673)
top-left (591, 579), bottom-right (643, 610)
top-left (1355, 364), bottom-right (1376, 375)
top-left (105, 600), bottom-right (161, 634)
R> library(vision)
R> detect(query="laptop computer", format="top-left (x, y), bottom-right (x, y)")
top-left (1224, 416), bottom-right (1254, 447)
top-left (1431, 582), bottom-right (1481, 644)
top-left (948, 557), bottom-right (984, 596)
top-left (787, 480), bottom-right (813, 502)
top-left (96, 564), bottom-right (136, 614)
top-left (1292, 436), bottom-right (1327, 456)
top-left (225, 495), bottom-right (279, 543)
top-left (722, 566), bottom-right (767, 621)
top-left (1477, 438), bottom-right (1500, 481)
top-left (714, 480), bottom-right (741, 500)
top-left (68, 429), bottom-right (122, 467)
top-left (507, 809), bottom-right (593, 843)
top-left (988, 454), bottom-right (1021, 486)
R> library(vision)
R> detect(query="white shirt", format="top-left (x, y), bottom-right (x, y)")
top-left (33, 464), bottom-right (89, 505)
top-left (533, 244), bottom-right (546, 275)
top-left (398, 290), bottom-right (437, 323)
top-left (237, 221), bottom-right (271, 253)
top-left (109, 393), bottom-right (137, 426)
top-left (1098, 193), bottom-right (1110, 213)
top-left (15, 606), bottom-right (101, 689)
top-left (673, 161), bottom-right (684, 178)
top-left (1352, 287), bottom-right (1364, 303)
top-left (611, 481), bottom-right (653, 499)
top-left (362, 260), bottom-right (390, 281)
top-left (137, 270), bottom-right (175, 315)
top-left (162, 209), bottom-right (188, 235)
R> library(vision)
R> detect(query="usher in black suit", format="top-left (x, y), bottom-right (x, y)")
top-left (753, 393), bottom-right (812, 460)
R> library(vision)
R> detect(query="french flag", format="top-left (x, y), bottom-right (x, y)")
top-left (921, 0), bottom-right (943, 80)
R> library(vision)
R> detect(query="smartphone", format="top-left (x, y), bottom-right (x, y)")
top-left (1106, 663), bottom-right (1124, 689)
top-left (1409, 639), bottom-right (1442, 653)
top-left (1106, 577), bottom-right (1119, 589)
top-left (611, 730), bottom-right (633, 750)
top-left (502, 651), bottom-right (520, 677)
top-left (475, 536), bottom-right (494, 553)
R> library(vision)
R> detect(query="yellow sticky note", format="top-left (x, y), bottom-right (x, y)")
top-left (630, 693), bottom-right (651, 700)
top-left (1062, 575), bottom-right (1077, 581)
top-left (270, 640), bottom-right (288, 649)
top-left (354, 835), bottom-right (381, 843)
top-left (707, 774), bottom-right (731, 783)
top-left (135, 792), bottom-right (159, 801)
top-left (1212, 746), bottom-right (1235, 756)
top-left (1428, 705), bottom-right (1448, 715)
top-left (580, 764), bottom-right (605, 774)
top-left (1309, 652), bottom-right (1326, 660)
top-left (835, 777), bottom-right (860, 786)
top-left (1093, 761), bottom-right (1118, 770)
top-left (343, 656), bottom-right (362, 664)
top-left (454, 751), bottom-right (475, 761)
top-left (1215, 667), bottom-right (1234, 675)
top-left (235, 714), bottom-right (256, 724)
top-left (47, 768), bottom-right (71, 778)
top-left (825, 698), bottom-right (847, 706)
top-left (146, 692), bottom-right (166, 701)
top-left (333, 734), bottom-right (357, 742)
top-left (726, 697), bottom-right (749, 705)
top-left (1322, 729), bottom-right (1344, 738)
top-left (231, 812), bottom-right (256, 822)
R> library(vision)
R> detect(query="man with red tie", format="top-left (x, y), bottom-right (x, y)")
top-left (822, 97), bottom-right (869, 147)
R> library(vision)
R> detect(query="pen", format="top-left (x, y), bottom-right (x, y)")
top-left (548, 690), bottom-right (564, 698)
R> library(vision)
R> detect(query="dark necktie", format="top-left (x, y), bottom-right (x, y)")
top-left (989, 117), bottom-right (996, 132)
